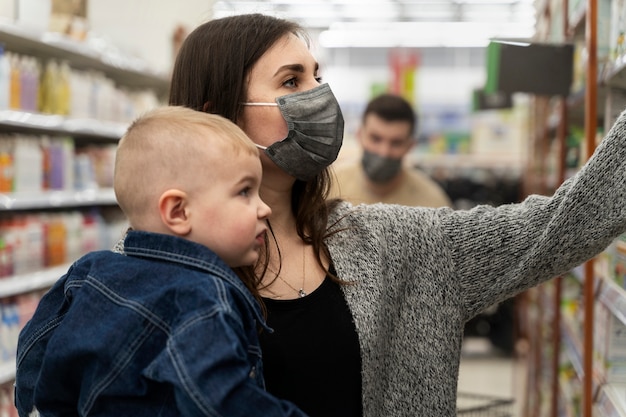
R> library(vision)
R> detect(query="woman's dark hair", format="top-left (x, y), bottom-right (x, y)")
top-left (169, 14), bottom-right (342, 306)
top-left (170, 13), bottom-right (306, 122)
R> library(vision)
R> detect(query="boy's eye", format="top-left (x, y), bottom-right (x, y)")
top-left (239, 187), bottom-right (251, 197)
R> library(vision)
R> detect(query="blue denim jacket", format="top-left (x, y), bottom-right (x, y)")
top-left (14, 230), bottom-right (307, 417)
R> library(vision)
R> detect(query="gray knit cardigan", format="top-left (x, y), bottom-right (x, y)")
top-left (112, 110), bottom-right (626, 416)
top-left (325, 109), bottom-right (626, 416)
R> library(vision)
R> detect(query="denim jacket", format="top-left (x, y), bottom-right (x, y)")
top-left (14, 230), bottom-right (307, 417)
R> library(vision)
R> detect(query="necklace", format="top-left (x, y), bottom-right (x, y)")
top-left (277, 244), bottom-right (307, 298)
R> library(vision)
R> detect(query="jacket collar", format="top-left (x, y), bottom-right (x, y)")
top-left (122, 230), bottom-right (269, 330)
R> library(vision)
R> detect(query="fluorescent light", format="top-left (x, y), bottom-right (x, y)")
top-left (319, 21), bottom-right (534, 48)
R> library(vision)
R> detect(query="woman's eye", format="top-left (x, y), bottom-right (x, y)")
top-left (283, 77), bottom-right (297, 88)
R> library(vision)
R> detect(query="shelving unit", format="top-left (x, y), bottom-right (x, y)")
top-left (0, 188), bottom-right (116, 210)
top-left (0, 263), bottom-right (71, 299)
top-left (0, 263), bottom-right (71, 387)
top-left (0, 21), bottom-right (169, 97)
top-left (523, 0), bottom-right (626, 416)
top-left (0, 22), bottom-right (167, 415)
top-left (0, 109), bottom-right (126, 139)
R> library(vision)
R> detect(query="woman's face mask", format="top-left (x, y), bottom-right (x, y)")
top-left (361, 150), bottom-right (403, 183)
top-left (242, 83), bottom-right (344, 181)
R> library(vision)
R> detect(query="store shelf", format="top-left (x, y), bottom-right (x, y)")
top-left (536, 0), bottom-right (550, 16)
top-left (596, 384), bottom-right (626, 417)
top-left (561, 315), bottom-right (584, 380)
top-left (566, 84), bottom-right (608, 126)
top-left (559, 374), bottom-right (580, 417)
top-left (528, 1), bottom-right (620, 416)
top-left (0, 188), bottom-right (117, 210)
top-left (0, 21), bottom-right (169, 96)
top-left (0, 263), bottom-right (68, 298)
top-left (0, 18), bottom-right (152, 411)
top-left (0, 359), bottom-right (15, 386)
top-left (570, 264), bottom-right (585, 283)
top-left (604, 58), bottom-right (626, 90)
top-left (598, 278), bottom-right (626, 328)
top-left (410, 152), bottom-right (525, 170)
top-left (0, 109), bottom-right (127, 140)
top-left (567, 2), bottom-right (587, 37)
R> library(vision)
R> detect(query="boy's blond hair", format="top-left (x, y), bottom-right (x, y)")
top-left (114, 106), bottom-right (259, 229)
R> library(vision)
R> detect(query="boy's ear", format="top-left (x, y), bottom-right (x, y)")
top-left (159, 189), bottom-right (191, 235)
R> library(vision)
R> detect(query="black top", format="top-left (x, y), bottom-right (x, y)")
top-left (260, 276), bottom-right (363, 417)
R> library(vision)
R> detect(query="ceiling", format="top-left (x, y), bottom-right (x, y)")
top-left (212, 0), bottom-right (538, 48)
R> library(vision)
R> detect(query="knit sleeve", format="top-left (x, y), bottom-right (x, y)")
top-left (442, 109), bottom-right (626, 319)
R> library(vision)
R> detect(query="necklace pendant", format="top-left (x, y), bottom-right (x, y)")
top-left (298, 289), bottom-right (307, 298)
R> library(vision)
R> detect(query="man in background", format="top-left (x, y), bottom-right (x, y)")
top-left (330, 93), bottom-right (451, 208)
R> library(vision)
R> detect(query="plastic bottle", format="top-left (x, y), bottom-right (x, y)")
top-left (9, 53), bottom-right (20, 110)
top-left (0, 45), bottom-right (10, 110)
top-left (22, 57), bottom-right (40, 112)
top-left (64, 211), bottom-right (82, 262)
top-left (0, 235), bottom-right (13, 278)
top-left (81, 211), bottom-right (100, 254)
top-left (45, 213), bottom-right (66, 266)
top-left (39, 60), bottom-right (58, 114)
top-left (57, 61), bottom-right (71, 116)
top-left (13, 136), bottom-right (42, 193)
top-left (23, 215), bottom-right (44, 273)
top-left (40, 60), bottom-right (58, 114)
top-left (19, 56), bottom-right (30, 111)
top-left (0, 141), bottom-right (13, 193)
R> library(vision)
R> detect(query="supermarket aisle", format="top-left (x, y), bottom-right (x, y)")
top-left (458, 337), bottom-right (527, 417)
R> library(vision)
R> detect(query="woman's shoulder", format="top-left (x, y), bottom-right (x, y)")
top-left (327, 200), bottom-right (453, 243)
top-left (328, 199), bottom-right (444, 223)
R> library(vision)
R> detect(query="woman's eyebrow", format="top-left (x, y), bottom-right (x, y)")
top-left (273, 62), bottom-right (319, 76)
top-left (273, 64), bottom-right (305, 76)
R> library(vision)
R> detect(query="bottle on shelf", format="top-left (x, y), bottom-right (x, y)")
top-left (57, 61), bottom-right (71, 116)
top-left (39, 60), bottom-right (58, 115)
top-left (0, 45), bottom-right (10, 111)
top-left (8, 53), bottom-right (20, 111)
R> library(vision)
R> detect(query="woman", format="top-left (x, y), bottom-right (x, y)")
top-left (167, 13), bottom-right (626, 417)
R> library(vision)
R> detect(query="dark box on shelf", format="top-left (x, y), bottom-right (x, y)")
top-left (485, 40), bottom-right (574, 97)
top-left (472, 89), bottom-right (513, 111)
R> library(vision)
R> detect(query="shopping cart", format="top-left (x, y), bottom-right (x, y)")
top-left (456, 392), bottom-right (515, 416)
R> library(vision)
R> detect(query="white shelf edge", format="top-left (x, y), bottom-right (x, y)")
top-left (596, 384), bottom-right (626, 417)
top-left (0, 109), bottom-right (127, 139)
top-left (0, 263), bottom-right (70, 298)
top-left (0, 359), bottom-right (15, 386)
top-left (569, 264), bottom-right (584, 283)
top-left (561, 314), bottom-right (584, 380)
top-left (0, 21), bottom-right (169, 87)
top-left (409, 152), bottom-right (525, 169)
top-left (598, 278), bottom-right (626, 328)
top-left (0, 188), bottom-right (117, 210)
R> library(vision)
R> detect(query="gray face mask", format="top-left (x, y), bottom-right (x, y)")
top-left (361, 149), bottom-right (402, 183)
top-left (242, 83), bottom-right (344, 181)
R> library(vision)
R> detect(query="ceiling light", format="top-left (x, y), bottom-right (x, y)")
top-left (319, 21), bottom-right (534, 48)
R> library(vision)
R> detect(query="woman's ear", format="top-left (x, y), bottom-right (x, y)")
top-left (159, 189), bottom-right (191, 236)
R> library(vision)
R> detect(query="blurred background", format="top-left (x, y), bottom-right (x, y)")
top-left (2, 1), bottom-right (622, 417)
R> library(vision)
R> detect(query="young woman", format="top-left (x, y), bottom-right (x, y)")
top-left (167, 13), bottom-right (626, 417)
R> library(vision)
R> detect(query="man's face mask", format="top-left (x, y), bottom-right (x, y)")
top-left (361, 150), bottom-right (402, 183)
top-left (242, 83), bottom-right (344, 181)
